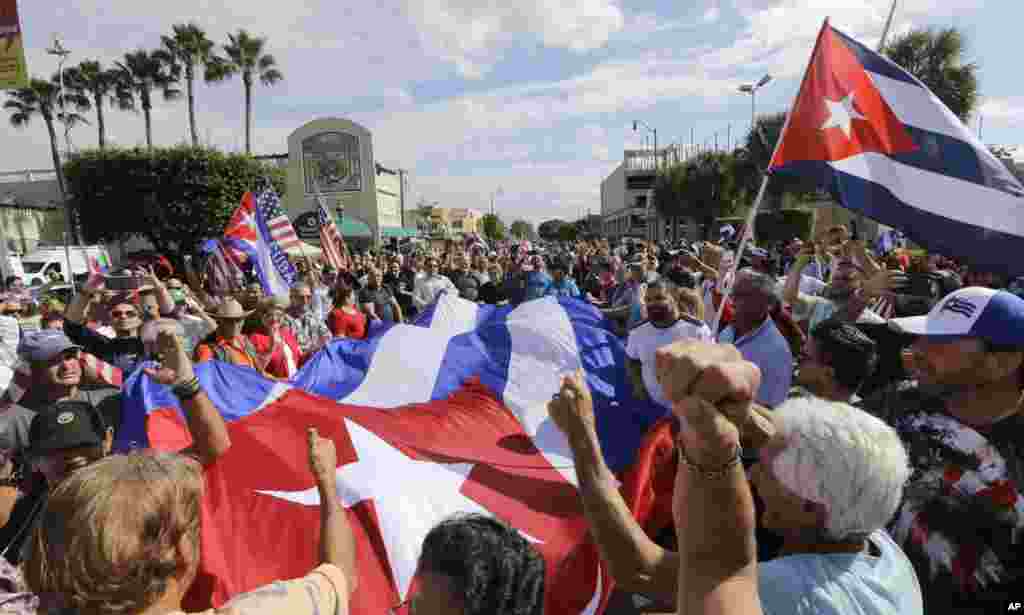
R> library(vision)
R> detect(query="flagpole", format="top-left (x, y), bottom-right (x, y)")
top-left (878, 0), bottom-right (898, 51)
top-left (711, 176), bottom-right (767, 335)
top-left (312, 179), bottom-right (351, 267)
top-left (712, 18), bottom-right (831, 337)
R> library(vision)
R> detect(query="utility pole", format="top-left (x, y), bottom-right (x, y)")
top-left (398, 169), bottom-right (407, 228)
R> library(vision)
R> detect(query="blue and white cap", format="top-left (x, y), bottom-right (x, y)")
top-left (890, 287), bottom-right (1024, 346)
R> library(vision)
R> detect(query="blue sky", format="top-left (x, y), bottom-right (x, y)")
top-left (4, 0), bottom-right (1022, 226)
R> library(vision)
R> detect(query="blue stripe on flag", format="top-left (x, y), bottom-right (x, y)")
top-left (293, 335), bottom-right (386, 400)
top-left (775, 160), bottom-right (1024, 277)
top-left (118, 360), bottom-right (280, 451)
top-left (431, 306), bottom-right (513, 403)
top-left (892, 125), bottom-right (988, 189)
top-left (562, 297), bottom-right (666, 471)
top-left (832, 26), bottom-right (921, 87)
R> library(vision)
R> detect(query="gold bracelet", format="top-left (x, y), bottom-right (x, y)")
top-left (678, 444), bottom-right (743, 480)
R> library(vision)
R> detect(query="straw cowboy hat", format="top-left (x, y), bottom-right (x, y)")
top-left (211, 298), bottom-right (253, 320)
top-left (257, 295), bottom-right (290, 313)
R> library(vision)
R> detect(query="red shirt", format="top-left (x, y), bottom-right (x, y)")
top-left (250, 327), bottom-right (304, 379)
top-left (328, 307), bottom-right (367, 339)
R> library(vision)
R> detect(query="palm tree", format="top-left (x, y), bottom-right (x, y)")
top-left (884, 27), bottom-right (978, 122)
top-left (116, 49), bottom-right (181, 149)
top-left (158, 23), bottom-right (218, 147)
top-left (64, 60), bottom-right (133, 149)
top-left (209, 29), bottom-right (283, 154)
top-left (4, 77), bottom-right (88, 198)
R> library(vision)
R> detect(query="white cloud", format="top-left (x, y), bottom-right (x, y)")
top-left (702, 6), bottom-right (722, 23)
top-left (405, 0), bottom-right (624, 78)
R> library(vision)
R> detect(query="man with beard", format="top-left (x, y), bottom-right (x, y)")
top-left (859, 287), bottom-right (1024, 614)
top-left (784, 244), bottom-right (886, 333)
top-left (625, 280), bottom-right (711, 407)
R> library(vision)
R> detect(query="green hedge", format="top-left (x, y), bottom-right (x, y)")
top-left (64, 146), bottom-right (286, 259)
top-left (754, 209), bottom-right (815, 242)
top-left (712, 210), bottom-right (814, 243)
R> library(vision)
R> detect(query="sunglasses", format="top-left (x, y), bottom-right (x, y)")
top-left (111, 310), bottom-right (138, 318)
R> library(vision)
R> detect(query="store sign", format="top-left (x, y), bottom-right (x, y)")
top-left (0, 0), bottom-right (28, 89)
top-left (294, 211), bottom-right (321, 241)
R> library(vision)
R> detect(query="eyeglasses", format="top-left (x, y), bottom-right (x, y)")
top-left (111, 310), bottom-right (138, 318)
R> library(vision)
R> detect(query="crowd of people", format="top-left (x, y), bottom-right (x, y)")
top-left (0, 222), bottom-right (1022, 615)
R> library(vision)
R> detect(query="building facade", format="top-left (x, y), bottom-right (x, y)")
top-left (447, 208), bottom-right (483, 236)
top-left (0, 169), bottom-right (65, 254)
top-left (601, 149), bottom-right (690, 241)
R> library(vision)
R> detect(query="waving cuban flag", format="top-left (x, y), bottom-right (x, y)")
top-left (770, 20), bottom-right (1024, 276)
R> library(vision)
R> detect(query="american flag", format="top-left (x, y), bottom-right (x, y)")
top-left (317, 198), bottom-right (348, 271)
top-left (255, 188), bottom-right (302, 251)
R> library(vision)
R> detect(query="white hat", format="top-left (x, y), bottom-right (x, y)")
top-left (890, 287), bottom-right (1024, 346)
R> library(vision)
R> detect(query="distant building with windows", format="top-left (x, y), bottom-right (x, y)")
top-left (600, 149), bottom-right (690, 241)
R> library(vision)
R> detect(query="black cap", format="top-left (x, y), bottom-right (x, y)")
top-left (29, 401), bottom-right (106, 455)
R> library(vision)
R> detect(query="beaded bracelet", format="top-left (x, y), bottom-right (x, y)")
top-left (172, 376), bottom-right (202, 401)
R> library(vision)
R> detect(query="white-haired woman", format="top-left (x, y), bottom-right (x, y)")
top-left (546, 347), bottom-right (923, 615)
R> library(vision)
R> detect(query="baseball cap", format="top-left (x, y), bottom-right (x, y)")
top-left (889, 287), bottom-right (1024, 346)
top-left (18, 329), bottom-right (82, 362)
top-left (29, 401), bottom-right (106, 455)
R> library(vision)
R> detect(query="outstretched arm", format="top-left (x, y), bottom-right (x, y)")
top-left (548, 372), bottom-right (679, 604)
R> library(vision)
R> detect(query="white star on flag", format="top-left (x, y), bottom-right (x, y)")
top-left (820, 93), bottom-right (866, 138)
top-left (256, 419), bottom-right (540, 602)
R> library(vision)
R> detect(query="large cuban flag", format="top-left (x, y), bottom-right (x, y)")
top-left (121, 294), bottom-right (668, 615)
top-left (770, 21), bottom-right (1024, 276)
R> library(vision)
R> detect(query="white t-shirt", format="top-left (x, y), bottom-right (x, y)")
top-left (626, 317), bottom-right (713, 409)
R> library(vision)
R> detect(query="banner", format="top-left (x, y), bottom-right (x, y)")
top-left (0, 0), bottom-right (28, 89)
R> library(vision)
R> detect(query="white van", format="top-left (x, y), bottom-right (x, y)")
top-left (0, 239), bottom-right (24, 283)
top-left (20, 245), bottom-right (111, 286)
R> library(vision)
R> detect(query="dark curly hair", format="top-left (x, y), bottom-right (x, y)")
top-left (418, 514), bottom-right (545, 615)
top-left (811, 318), bottom-right (878, 393)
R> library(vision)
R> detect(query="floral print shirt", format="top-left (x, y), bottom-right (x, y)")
top-left (859, 381), bottom-right (1024, 614)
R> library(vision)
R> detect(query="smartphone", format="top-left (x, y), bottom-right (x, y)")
top-left (105, 273), bottom-right (144, 291)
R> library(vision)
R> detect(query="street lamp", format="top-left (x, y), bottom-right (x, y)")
top-left (633, 119), bottom-right (658, 242)
top-left (490, 186), bottom-right (503, 217)
top-left (46, 35), bottom-right (73, 157)
top-left (46, 34), bottom-right (79, 282)
top-left (738, 73), bottom-right (773, 132)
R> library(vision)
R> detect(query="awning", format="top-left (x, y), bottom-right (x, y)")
top-left (336, 215), bottom-right (372, 238)
top-left (283, 241), bottom-right (322, 257)
top-left (381, 226), bottom-right (420, 239)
